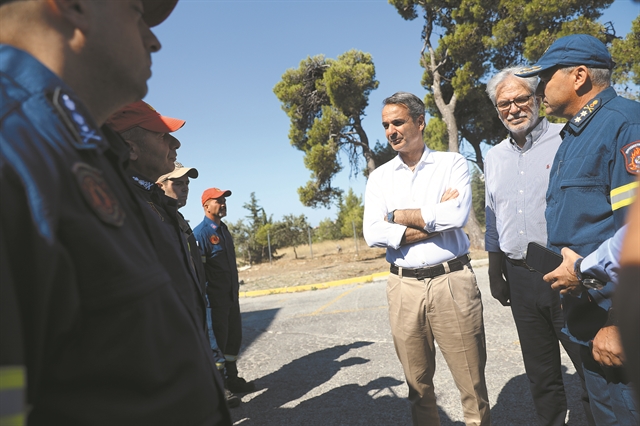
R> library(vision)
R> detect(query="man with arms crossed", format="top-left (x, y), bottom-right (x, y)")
top-left (517, 34), bottom-right (640, 424)
top-left (484, 67), bottom-right (592, 425)
top-left (0, 0), bottom-right (230, 424)
top-left (363, 92), bottom-right (490, 426)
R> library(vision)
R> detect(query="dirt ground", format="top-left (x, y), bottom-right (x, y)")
top-left (237, 237), bottom-right (487, 292)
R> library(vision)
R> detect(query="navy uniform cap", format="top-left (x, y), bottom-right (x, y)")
top-left (142, 0), bottom-right (179, 27)
top-left (516, 34), bottom-right (614, 78)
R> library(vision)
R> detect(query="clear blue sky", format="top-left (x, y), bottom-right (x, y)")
top-left (144, 0), bottom-right (638, 228)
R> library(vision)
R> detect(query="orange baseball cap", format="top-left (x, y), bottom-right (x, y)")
top-left (106, 101), bottom-right (185, 134)
top-left (202, 188), bottom-right (232, 205)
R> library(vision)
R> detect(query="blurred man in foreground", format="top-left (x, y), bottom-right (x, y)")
top-left (0, 0), bottom-right (230, 423)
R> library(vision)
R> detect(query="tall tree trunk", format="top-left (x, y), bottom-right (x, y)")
top-left (422, 12), bottom-right (485, 250)
top-left (353, 116), bottom-right (377, 176)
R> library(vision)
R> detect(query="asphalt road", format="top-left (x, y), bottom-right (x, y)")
top-left (231, 263), bottom-right (588, 426)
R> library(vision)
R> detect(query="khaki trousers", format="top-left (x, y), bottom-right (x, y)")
top-left (387, 264), bottom-right (490, 426)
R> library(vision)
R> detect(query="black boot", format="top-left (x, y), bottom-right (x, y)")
top-left (220, 369), bottom-right (240, 408)
top-left (226, 360), bottom-right (256, 393)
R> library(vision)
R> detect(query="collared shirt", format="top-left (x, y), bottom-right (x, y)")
top-left (363, 147), bottom-right (471, 268)
top-left (484, 118), bottom-right (563, 260)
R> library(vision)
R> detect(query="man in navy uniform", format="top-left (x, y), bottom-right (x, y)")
top-left (0, 0), bottom-right (230, 424)
top-left (194, 188), bottom-right (257, 396)
top-left (517, 34), bottom-right (640, 425)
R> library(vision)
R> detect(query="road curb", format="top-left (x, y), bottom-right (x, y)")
top-left (239, 257), bottom-right (489, 298)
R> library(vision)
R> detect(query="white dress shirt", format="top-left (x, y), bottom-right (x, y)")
top-left (363, 147), bottom-right (471, 268)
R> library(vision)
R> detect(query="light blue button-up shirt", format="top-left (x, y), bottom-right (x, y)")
top-left (484, 118), bottom-right (563, 260)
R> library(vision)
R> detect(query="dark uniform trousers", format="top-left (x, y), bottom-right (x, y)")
top-left (504, 260), bottom-right (594, 426)
top-left (207, 224), bottom-right (242, 357)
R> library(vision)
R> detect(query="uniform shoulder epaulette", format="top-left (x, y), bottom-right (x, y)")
top-left (50, 87), bottom-right (103, 149)
top-left (571, 98), bottom-right (602, 127)
top-left (132, 175), bottom-right (155, 191)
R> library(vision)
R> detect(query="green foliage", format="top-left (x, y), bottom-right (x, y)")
top-left (227, 219), bottom-right (251, 264)
top-left (228, 192), bottom-right (273, 264)
top-left (336, 189), bottom-right (365, 238)
top-left (611, 16), bottom-right (640, 99)
top-left (470, 167), bottom-right (486, 228)
top-left (274, 50), bottom-right (379, 208)
top-left (389, 0), bottom-right (617, 166)
top-left (314, 218), bottom-right (343, 242)
top-left (367, 140), bottom-right (397, 176)
top-left (423, 117), bottom-right (449, 152)
top-left (270, 214), bottom-right (310, 259)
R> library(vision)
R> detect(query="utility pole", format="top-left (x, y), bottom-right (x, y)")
top-left (352, 220), bottom-right (359, 257)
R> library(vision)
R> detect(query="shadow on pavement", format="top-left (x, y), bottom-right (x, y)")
top-left (230, 341), bottom-right (467, 425)
top-left (230, 342), bottom-right (405, 425)
top-left (491, 366), bottom-right (588, 426)
top-left (241, 308), bottom-right (280, 350)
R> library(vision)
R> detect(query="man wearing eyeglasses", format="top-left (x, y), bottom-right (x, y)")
top-left (484, 67), bottom-right (593, 426)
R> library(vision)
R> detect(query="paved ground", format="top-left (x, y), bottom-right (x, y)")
top-left (231, 262), bottom-right (588, 425)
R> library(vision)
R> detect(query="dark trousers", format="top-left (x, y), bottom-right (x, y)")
top-left (580, 345), bottom-right (639, 425)
top-left (504, 261), bottom-right (594, 425)
top-left (209, 302), bottom-right (243, 357)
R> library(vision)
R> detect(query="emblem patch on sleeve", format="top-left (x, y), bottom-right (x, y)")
top-left (72, 162), bottom-right (125, 226)
top-left (621, 141), bottom-right (640, 175)
top-left (209, 234), bottom-right (220, 245)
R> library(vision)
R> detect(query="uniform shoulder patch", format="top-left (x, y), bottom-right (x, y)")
top-left (621, 141), bottom-right (640, 175)
top-left (72, 162), bottom-right (125, 226)
top-left (209, 234), bottom-right (220, 245)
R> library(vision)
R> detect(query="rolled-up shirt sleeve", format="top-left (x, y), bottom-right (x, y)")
top-left (420, 153), bottom-right (471, 232)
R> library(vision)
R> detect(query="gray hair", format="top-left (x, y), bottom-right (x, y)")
top-left (120, 126), bottom-right (147, 145)
top-left (486, 66), bottom-right (539, 104)
top-left (559, 66), bottom-right (611, 88)
top-left (382, 92), bottom-right (425, 121)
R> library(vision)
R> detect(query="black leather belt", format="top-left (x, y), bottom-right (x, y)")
top-left (390, 254), bottom-right (471, 280)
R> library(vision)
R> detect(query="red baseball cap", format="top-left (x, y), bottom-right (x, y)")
top-left (202, 188), bottom-right (232, 205)
top-left (106, 101), bottom-right (185, 134)
top-left (142, 0), bottom-right (179, 27)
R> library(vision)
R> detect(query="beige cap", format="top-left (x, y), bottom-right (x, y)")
top-left (157, 162), bottom-right (198, 183)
